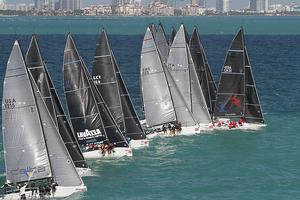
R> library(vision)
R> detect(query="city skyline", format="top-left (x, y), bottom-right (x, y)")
top-left (6, 0), bottom-right (300, 9)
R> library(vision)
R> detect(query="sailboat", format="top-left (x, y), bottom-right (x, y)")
top-left (1, 40), bottom-right (86, 199)
top-left (25, 35), bottom-right (90, 177)
top-left (92, 29), bottom-right (149, 149)
top-left (189, 27), bottom-right (217, 117)
top-left (140, 25), bottom-right (200, 138)
top-left (166, 24), bottom-right (212, 127)
top-left (63, 34), bottom-right (132, 159)
top-left (213, 27), bottom-right (265, 129)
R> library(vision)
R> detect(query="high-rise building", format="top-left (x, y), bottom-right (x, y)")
top-left (199, 0), bottom-right (206, 8)
top-left (249, 0), bottom-right (256, 11)
top-left (57, 0), bottom-right (82, 11)
top-left (216, 0), bottom-right (229, 13)
top-left (191, 0), bottom-right (197, 5)
top-left (256, 0), bottom-right (268, 12)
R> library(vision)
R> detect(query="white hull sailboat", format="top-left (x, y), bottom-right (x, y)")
top-left (212, 27), bottom-right (265, 130)
top-left (1, 41), bottom-right (87, 199)
top-left (63, 34), bottom-right (132, 159)
top-left (92, 30), bottom-right (149, 149)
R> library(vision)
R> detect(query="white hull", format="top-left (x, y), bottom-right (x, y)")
top-left (129, 139), bottom-right (149, 149)
top-left (146, 125), bottom-right (200, 139)
top-left (1, 185), bottom-right (87, 200)
top-left (83, 147), bottom-right (133, 160)
top-left (76, 167), bottom-right (92, 177)
top-left (213, 118), bottom-right (266, 131)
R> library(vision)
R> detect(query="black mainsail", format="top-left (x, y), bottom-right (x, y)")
top-left (25, 35), bottom-right (88, 169)
top-left (189, 27), bottom-right (217, 116)
top-left (169, 27), bottom-right (177, 46)
top-left (92, 30), bottom-right (124, 133)
top-left (155, 22), bottom-right (169, 64)
top-left (213, 27), bottom-right (264, 123)
top-left (63, 34), bottom-right (129, 148)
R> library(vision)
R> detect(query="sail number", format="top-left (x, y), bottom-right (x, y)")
top-left (4, 98), bottom-right (16, 109)
top-left (93, 75), bottom-right (102, 85)
top-left (142, 68), bottom-right (150, 75)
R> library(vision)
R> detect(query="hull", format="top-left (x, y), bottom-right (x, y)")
top-left (83, 147), bottom-right (133, 160)
top-left (129, 139), bottom-right (149, 149)
top-left (213, 118), bottom-right (266, 131)
top-left (146, 125), bottom-right (200, 139)
top-left (1, 185), bottom-right (87, 200)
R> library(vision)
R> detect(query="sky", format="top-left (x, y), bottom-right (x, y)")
top-left (7, 0), bottom-right (300, 9)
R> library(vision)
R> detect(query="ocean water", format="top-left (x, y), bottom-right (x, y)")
top-left (0, 16), bottom-right (300, 199)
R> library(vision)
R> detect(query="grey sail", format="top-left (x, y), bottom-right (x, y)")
top-left (25, 35), bottom-right (88, 169)
top-left (31, 74), bottom-right (83, 187)
top-left (163, 63), bottom-right (197, 127)
top-left (92, 30), bottom-right (125, 133)
top-left (155, 22), bottom-right (169, 64)
top-left (213, 28), bottom-right (246, 120)
top-left (244, 47), bottom-right (265, 123)
top-left (2, 41), bottom-right (52, 184)
top-left (112, 52), bottom-right (146, 140)
top-left (169, 27), bottom-right (176, 46)
top-left (189, 27), bottom-right (217, 116)
top-left (187, 46), bottom-right (211, 124)
top-left (82, 58), bottom-right (129, 147)
top-left (140, 26), bottom-right (176, 127)
top-left (63, 34), bottom-right (108, 147)
top-left (166, 24), bottom-right (191, 110)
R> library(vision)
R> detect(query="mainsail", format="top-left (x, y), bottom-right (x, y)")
top-left (154, 22), bottom-right (169, 63)
top-left (140, 26), bottom-right (176, 127)
top-left (189, 27), bottom-right (217, 116)
top-left (2, 40), bottom-right (52, 184)
top-left (213, 27), bottom-right (264, 123)
top-left (25, 35), bottom-right (88, 169)
top-left (92, 30), bottom-right (124, 133)
top-left (112, 53), bottom-right (147, 140)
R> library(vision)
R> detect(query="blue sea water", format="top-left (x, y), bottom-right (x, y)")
top-left (0, 16), bottom-right (300, 199)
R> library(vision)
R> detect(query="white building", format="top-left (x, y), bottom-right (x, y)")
top-left (149, 2), bottom-right (174, 16)
top-left (182, 4), bottom-right (205, 15)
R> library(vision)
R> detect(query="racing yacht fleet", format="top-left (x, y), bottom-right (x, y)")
top-left (0, 23), bottom-right (265, 199)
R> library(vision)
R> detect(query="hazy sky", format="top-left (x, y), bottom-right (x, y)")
top-left (7, 0), bottom-right (300, 9)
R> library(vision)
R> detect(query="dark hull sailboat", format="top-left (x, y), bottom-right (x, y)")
top-left (213, 27), bottom-right (265, 129)
top-left (92, 30), bottom-right (148, 148)
top-left (63, 34), bottom-right (132, 159)
top-left (189, 27), bottom-right (217, 117)
top-left (1, 40), bottom-right (86, 200)
top-left (25, 35), bottom-right (89, 176)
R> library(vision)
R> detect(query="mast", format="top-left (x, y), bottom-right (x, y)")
top-left (189, 27), bottom-right (217, 117)
top-left (213, 27), bottom-right (246, 120)
top-left (112, 52), bottom-right (147, 140)
top-left (2, 40), bottom-right (52, 184)
top-left (92, 30), bottom-right (125, 133)
top-left (25, 35), bottom-right (88, 169)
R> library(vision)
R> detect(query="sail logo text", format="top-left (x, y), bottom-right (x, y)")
top-left (4, 98), bottom-right (16, 109)
top-left (223, 66), bottom-right (232, 73)
top-left (77, 129), bottom-right (103, 140)
top-left (93, 75), bottom-right (102, 85)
